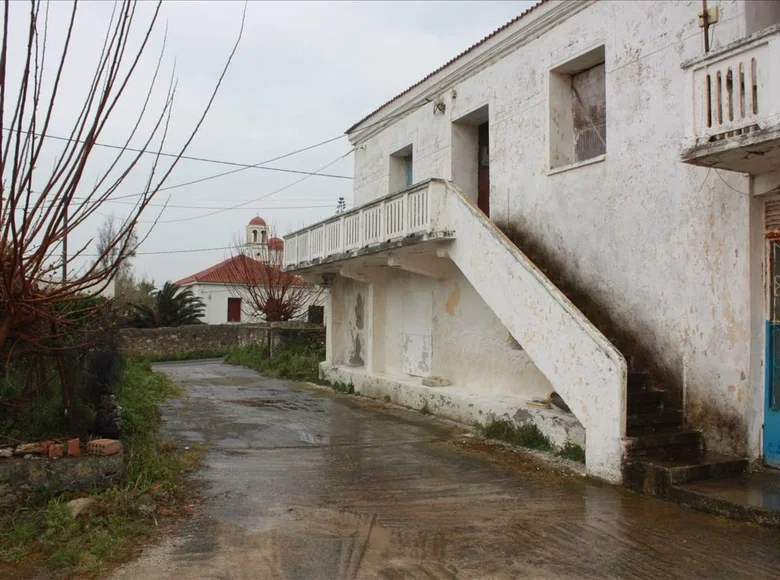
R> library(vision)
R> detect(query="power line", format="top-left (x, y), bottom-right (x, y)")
top-left (102, 201), bottom-right (351, 210)
top-left (84, 245), bottom-right (234, 257)
top-left (148, 149), bottom-right (354, 224)
top-left (3, 128), bottom-right (352, 179)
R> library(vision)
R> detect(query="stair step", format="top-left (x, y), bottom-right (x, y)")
top-left (642, 452), bottom-right (748, 485)
top-left (627, 371), bottom-right (651, 391)
top-left (624, 451), bottom-right (749, 497)
top-left (628, 388), bottom-right (665, 403)
top-left (627, 409), bottom-right (684, 431)
top-left (627, 388), bottom-right (666, 414)
top-left (628, 428), bottom-right (703, 457)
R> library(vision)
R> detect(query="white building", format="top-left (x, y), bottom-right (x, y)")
top-left (284, 1), bottom-right (780, 485)
top-left (177, 217), bottom-right (313, 324)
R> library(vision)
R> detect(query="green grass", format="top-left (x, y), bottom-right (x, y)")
top-left (225, 342), bottom-right (359, 398)
top-left (0, 360), bottom-right (203, 578)
top-left (481, 419), bottom-right (554, 452)
top-left (480, 420), bottom-right (586, 462)
top-left (225, 341), bottom-right (324, 383)
top-left (556, 441), bottom-right (586, 463)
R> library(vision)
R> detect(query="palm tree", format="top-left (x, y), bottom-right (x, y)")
top-left (130, 282), bottom-right (206, 328)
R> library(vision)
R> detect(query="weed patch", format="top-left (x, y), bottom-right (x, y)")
top-left (0, 360), bottom-right (202, 578)
top-left (225, 341), bottom-right (324, 383)
top-left (556, 441), bottom-right (586, 463)
top-left (481, 419), bottom-right (553, 452)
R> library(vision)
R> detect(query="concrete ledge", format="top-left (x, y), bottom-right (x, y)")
top-left (321, 363), bottom-right (585, 448)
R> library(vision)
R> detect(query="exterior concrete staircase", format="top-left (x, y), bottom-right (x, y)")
top-left (455, 184), bottom-right (753, 506)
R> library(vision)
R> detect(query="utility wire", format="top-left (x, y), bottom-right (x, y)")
top-left (147, 149), bottom-right (354, 224)
top-left (3, 128), bottom-right (351, 179)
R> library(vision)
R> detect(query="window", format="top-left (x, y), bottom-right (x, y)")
top-left (389, 144), bottom-right (413, 192)
top-left (261, 230), bottom-right (267, 243)
top-left (549, 46), bottom-right (606, 170)
top-left (252, 229), bottom-right (258, 243)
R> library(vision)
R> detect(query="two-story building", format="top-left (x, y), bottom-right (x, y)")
top-left (284, 0), bottom-right (780, 488)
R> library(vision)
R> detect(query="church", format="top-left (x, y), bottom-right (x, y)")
top-left (175, 217), bottom-right (302, 324)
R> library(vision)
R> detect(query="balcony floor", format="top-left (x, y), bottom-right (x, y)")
top-left (681, 124), bottom-right (780, 175)
top-left (286, 230), bottom-right (454, 279)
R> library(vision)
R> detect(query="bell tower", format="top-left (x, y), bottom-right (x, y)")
top-left (246, 216), bottom-right (269, 261)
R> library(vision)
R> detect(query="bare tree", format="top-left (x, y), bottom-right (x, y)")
top-left (226, 235), bottom-right (323, 322)
top-left (0, 0), bottom-right (244, 410)
top-left (95, 213), bottom-right (138, 278)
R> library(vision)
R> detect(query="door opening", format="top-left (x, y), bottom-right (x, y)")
top-left (227, 297), bottom-right (242, 323)
top-left (478, 121), bottom-right (490, 217)
top-left (766, 238), bottom-right (780, 468)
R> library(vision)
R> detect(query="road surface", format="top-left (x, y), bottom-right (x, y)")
top-left (111, 360), bottom-right (780, 579)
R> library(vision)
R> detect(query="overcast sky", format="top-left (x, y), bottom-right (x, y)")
top-left (8, 1), bottom-right (536, 285)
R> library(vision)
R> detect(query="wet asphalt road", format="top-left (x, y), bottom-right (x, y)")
top-left (112, 360), bottom-right (780, 580)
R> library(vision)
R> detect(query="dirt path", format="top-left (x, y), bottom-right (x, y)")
top-left (110, 360), bottom-right (780, 579)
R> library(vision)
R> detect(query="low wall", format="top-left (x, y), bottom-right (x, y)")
top-left (118, 322), bottom-right (324, 360)
top-left (0, 453), bottom-right (124, 507)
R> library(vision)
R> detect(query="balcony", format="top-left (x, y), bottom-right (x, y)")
top-left (680, 24), bottom-right (780, 175)
top-left (284, 179), bottom-right (454, 273)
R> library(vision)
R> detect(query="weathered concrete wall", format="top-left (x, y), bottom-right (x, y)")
top-left (119, 323), bottom-right (324, 360)
top-left (348, 1), bottom-right (762, 459)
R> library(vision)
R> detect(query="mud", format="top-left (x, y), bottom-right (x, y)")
top-left (111, 360), bottom-right (780, 580)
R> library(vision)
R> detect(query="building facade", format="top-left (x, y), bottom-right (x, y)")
top-left (177, 217), bottom-right (316, 324)
top-left (284, 1), bottom-right (780, 483)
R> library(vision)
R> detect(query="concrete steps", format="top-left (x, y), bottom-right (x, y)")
top-left (669, 471), bottom-right (780, 527)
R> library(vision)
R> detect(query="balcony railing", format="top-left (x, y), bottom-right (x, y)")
top-left (681, 24), bottom-right (780, 173)
top-left (284, 179), bottom-right (448, 270)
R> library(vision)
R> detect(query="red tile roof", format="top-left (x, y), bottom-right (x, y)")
top-left (175, 255), bottom-right (306, 287)
top-left (249, 216), bottom-right (266, 226)
top-left (269, 237), bottom-right (284, 250)
top-left (346, 0), bottom-right (547, 135)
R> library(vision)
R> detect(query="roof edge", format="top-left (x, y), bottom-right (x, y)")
top-left (345, 0), bottom-right (551, 136)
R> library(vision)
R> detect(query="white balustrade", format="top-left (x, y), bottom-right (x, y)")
top-left (343, 213), bottom-right (361, 250)
top-left (283, 180), bottom-right (442, 269)
top-left (688, 28), bottom-right (778, 141)
top-left (325, 219), bottom-right (342, 255)
top-left (362, 203), bottom-right (382, 244)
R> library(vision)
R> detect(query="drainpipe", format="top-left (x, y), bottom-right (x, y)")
top-left (702, 0), bottom-right (710, 53)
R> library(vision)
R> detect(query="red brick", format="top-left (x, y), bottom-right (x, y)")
top-left (47, 444), bottom-right (64, 459)
top-left (67, 438), bottom-right (81, 457)
top-left (86, 439), bottom-right (121, 456)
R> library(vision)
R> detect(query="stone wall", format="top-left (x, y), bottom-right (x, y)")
top-left (0, 453), bottom-right (124, 507)
top-left (118, 322), bottom-right (324, 360)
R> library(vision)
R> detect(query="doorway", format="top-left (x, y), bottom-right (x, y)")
top-left (452, 104), bottom-right (489, 216)
top-left (227, 297), bottom-right (242, 323)
top-left (478, 121), bottom-right (490, 217)
top-left (766, 238), bottom-right (780, 468)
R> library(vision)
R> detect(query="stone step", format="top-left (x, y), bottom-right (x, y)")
top-left (669, 471), bottom-right (780, 527)
top-left (627, 389), bottom-right (666, 414)
top-left (624, 451), bottom-right (749, 497)
top-left (627, 408), bottom-right (684, 431)
top-left (627, 371), bottom-right (651, 391)
top-left (627, 428), bottom-right (703, 457)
